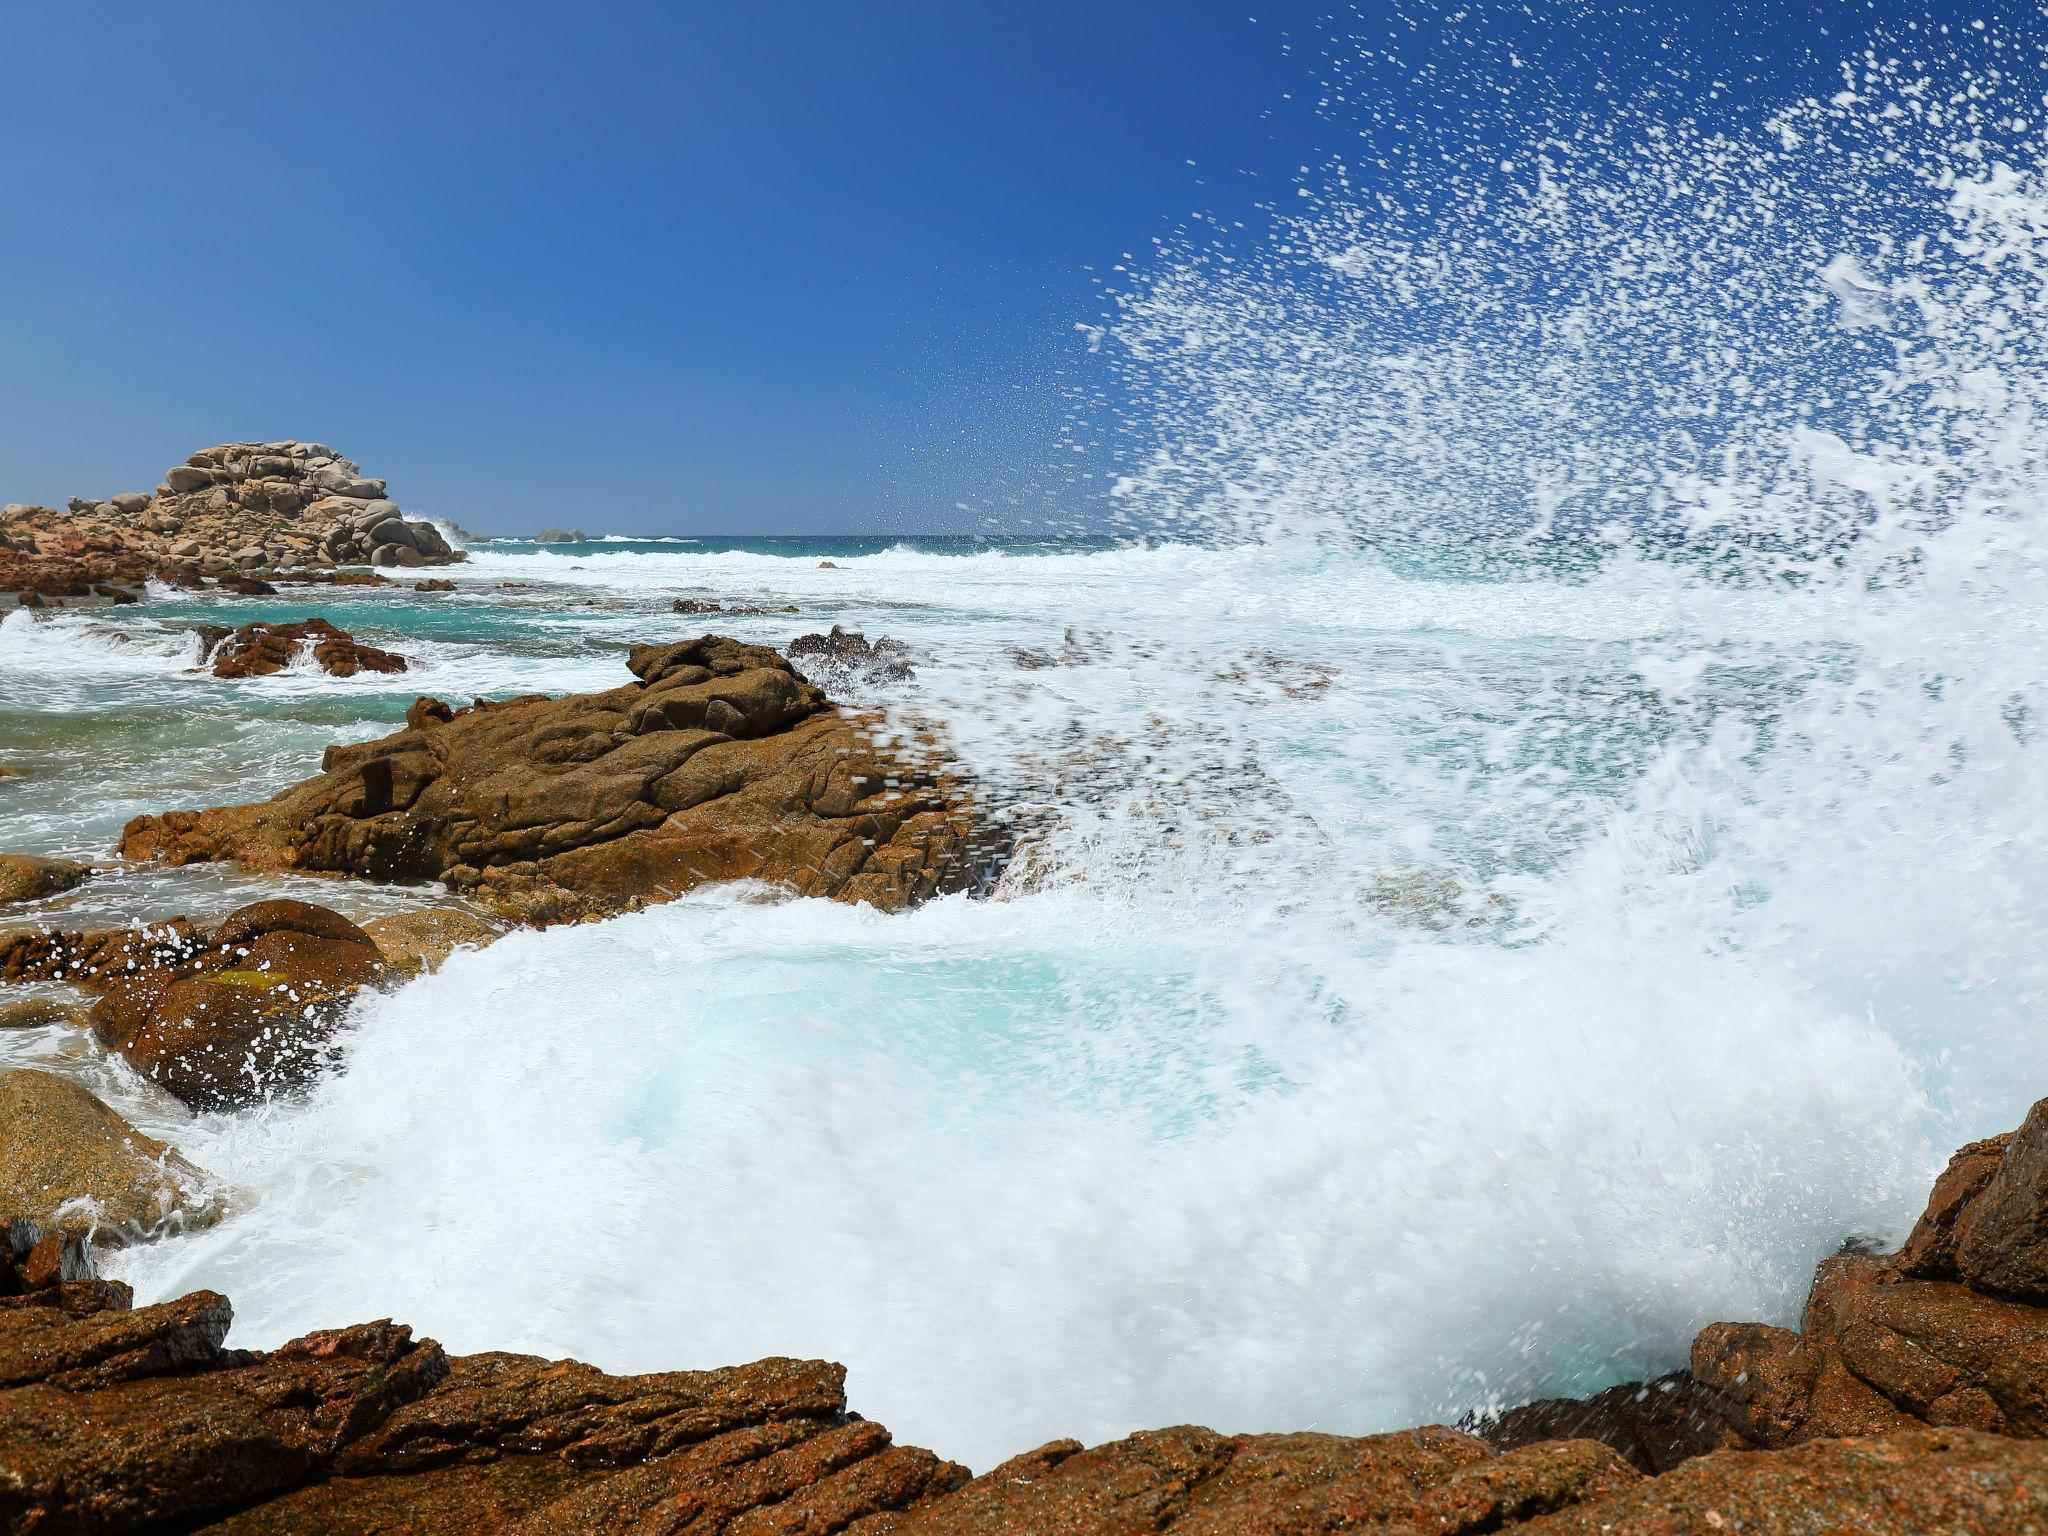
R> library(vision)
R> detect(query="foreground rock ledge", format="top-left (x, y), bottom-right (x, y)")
top-left (119, 636), bottom-right (1006, 922)
top-left (12, 1103), bottom-right (2048, 1532)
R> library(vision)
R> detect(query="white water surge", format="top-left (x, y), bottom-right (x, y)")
top-left (31, 5), bottom-right (2048, 1469)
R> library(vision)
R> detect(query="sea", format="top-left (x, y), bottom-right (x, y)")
top-left (2, 8), bottom-right (2046, 1472)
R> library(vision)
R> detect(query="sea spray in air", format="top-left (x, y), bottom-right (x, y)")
top-left (89, 5), bottom-right (2048, 1472)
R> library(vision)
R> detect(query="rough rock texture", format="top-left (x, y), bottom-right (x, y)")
top-left (196, 617), bottom-right (410, 680)
top-left (1514, 1429), bottom-right (2048, 1534)
top-left (119, 636), bottom-right (1007, 922)
top-left (0, 543), bottom-right (150, 602)
top-left (358, 908), bottom-right (505, 977)
top-left (0, 899), bottom-right (390, 1110)
top-left (0, 853), bottom-right (89, 906)
top-left (12, 1108), bottom-right (2048, 1530)
top-left (534, 527), bottom-right (585, 542)
top-left (0, 1069), bottom-right (223, 1244)
top-left (0, 440), bottom-right (460, 582)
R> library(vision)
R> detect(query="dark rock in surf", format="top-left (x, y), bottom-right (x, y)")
top-left (200, 617), bottom-right (409, 680)
top-left (787, 624), bottom-right (915, 687)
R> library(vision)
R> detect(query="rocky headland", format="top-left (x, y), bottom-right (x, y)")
top-left (0, 441), bottom-right (460, 602)
top-left (7, 1098), bottom-right (2048, 1532)
top-left (118, 635), bottom-right (1006, 923)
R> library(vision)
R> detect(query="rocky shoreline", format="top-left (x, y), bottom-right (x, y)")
top-left (6, 1100), bottom-right (2048, 1532)
top-left (3, 447), bottom-right (2044, 1529)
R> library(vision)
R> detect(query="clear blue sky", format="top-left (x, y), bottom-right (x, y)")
top-left (0, 2), bottom-right (1931, 535)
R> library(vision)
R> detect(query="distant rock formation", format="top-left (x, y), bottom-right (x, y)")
top-left (0, 441), bottom-right (461, 593)
top-left (534, 526), bottom-right (585, 542)
top-left (119, 636), bottom-right (1006, 922)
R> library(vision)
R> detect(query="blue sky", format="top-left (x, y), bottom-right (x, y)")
top-left (0, 2), bottom-right (1946, 534)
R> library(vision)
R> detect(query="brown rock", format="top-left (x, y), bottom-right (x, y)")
top-left (1956, 1100), bottom-right (2048, 1301)
top-left (415, 577), bottom-right (457, 592)
top-left (201, 617), bottom-right (409, 680)
top-left (1471, 1371), bottom-right (1747, 1474)
top-left (0, 1070), bottom-right (223, 1243)
top-left (1518, 1428), bottom-right (2048, 1534)
top-left (0, 852), bottom-right (90, 905)
top-left (0, 996), bottom-right (90, 1029)
top-left (358, 909), bottom-right (504, 976)
top-left (120, 635), bottom-right (1007, 922)
top-left (2, 899), bottom-right (390, 1110)
top-left (1895, 1132), bottom-right (2014, 1279)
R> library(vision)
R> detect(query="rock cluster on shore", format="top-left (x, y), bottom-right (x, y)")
top-left (119, 635), bottom-right (1007, 922)
top-left (9, 1098), bottom-right (2048, 1531)
top-left (0, 440), bottom-right (461, 599)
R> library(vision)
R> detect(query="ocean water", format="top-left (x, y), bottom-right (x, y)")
top-left (4, 5), bottom-right (2047, 1472)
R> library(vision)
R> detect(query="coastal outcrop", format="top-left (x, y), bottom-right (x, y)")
top-left (0, 441), bottom-right (461, 589)
top-left (194, 618), bottom-right (410, 680)
top-left (12, 1102), bottom-right (2048, 1530)
top-left (119, 636), bottom-right (1006, 922)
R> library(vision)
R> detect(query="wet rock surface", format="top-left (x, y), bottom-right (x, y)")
top-left (119, 636), bottom-right (1007, 922)
top-left (787, 624), bottom-right (916, 688)
top-left (0, 854), bottom-right (90, 907)
top-left (0, 898), bottom-right (393, 1111)
top-left (0, 1070), bottom-right (223, 1244)
top-left (196, 617), bottom-right (410, 680)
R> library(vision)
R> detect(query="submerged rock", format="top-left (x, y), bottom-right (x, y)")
top-left (120, 636), bottom-right (1006, 922)
top-left (0, 996), bottom-right (88, 1030)
top-left (0, 853), bottom-right (90, 906)
top-left (0, 1069), bottom-right (223, 1243)
top-left (199, 617), bottom-right (410, 680)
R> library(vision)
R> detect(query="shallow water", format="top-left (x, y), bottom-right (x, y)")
top-left (8, 4), bottom-right (2048, 1472)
